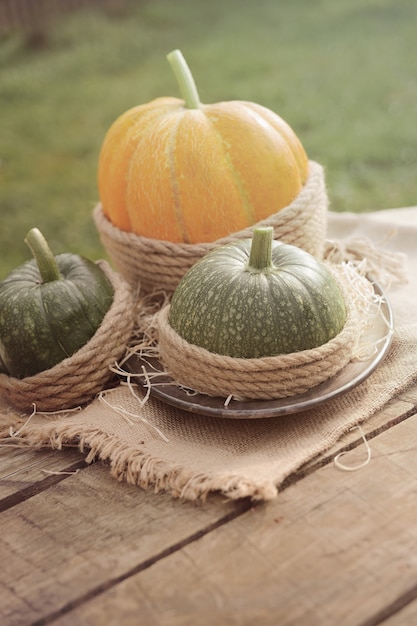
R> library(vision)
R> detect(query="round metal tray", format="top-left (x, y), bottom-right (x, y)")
top-left (126, 281), bottom-right (394, 419)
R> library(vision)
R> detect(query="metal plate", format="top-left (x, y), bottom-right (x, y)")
top-left (126, 281), bottom-right (394, 419)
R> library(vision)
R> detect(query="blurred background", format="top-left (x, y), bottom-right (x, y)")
top-left (1, 0), bottom-right (416, 277)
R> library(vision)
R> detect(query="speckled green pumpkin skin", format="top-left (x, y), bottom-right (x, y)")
top-left (168, 239), bottom-right (347, 358)
top-left (0, 254), bottom-right (114, 378)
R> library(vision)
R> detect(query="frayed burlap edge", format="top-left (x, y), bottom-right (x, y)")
top-left (93, 160), bottom-right (328, 295)
top-left (156, 264), bottom-right (375, 401)
top-left (0, 262), bottom-right (137, 412)
top-left (0, 418), bottom-right (277, 501)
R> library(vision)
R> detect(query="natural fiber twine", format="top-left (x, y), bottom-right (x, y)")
top-left (93, 160), bottom-right (328, 295)
top-left (0, 261), bottom-right (136, 412)
top-left (156, 265), bottom-right (372, 401)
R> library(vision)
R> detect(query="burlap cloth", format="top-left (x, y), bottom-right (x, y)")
top-left (0, 208), bottom-right (415, 502)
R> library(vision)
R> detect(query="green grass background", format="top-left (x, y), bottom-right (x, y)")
top-left (1, 0), bottom-right (416, 278)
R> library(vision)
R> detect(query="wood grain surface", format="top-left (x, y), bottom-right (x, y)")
top-left (1, 386), bottom-right (416, 626)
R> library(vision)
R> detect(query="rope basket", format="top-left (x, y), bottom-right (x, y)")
top-left (0, 262), bottom-right (136, 413)
top-left (156, 265), bottom-right (373, 401)
top-left (93, 160), bottom-right (328, 296)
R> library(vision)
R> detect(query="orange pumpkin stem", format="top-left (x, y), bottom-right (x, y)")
top-left (167, 49), bottom-right (201, 109)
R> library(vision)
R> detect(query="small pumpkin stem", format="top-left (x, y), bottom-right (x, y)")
top-left (167, 49), bottom-right (201, 109)
top-left (247, 227), bottom-right (274, 272)
top-left (24, 228), bottom-right (61, 283)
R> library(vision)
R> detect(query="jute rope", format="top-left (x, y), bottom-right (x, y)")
top-left (156, 265), bottom-right (373, 401)
top-left (0, 261), bottom-right (136, 412)
top-left (93, 160), bottom-right (328, 295)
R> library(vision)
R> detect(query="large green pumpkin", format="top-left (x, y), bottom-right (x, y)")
top-left (168, 227), bottom-right (347, 358)
top-left (0, 228), bottom-right (114, 379)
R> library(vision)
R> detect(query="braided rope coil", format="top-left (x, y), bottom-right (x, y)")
top-left (0, 262), bottom-right (136, 413)
top-left (93, 160), bottom-right (328, 296)
top-left (156, 267), bottom-right (364, 401)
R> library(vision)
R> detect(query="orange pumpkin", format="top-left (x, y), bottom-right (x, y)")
top-left (98, 50), bottom-right (309, 244)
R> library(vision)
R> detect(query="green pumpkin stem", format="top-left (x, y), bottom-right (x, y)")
top-left (167, 49), bottom-right (201, 109)
top-left (247, 227), bottom-right (274, 271)
top-left (24, 228), bottom-right (61, 283)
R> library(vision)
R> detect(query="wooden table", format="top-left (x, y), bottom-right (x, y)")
top-left (1, 378), bottom-right (417, 626)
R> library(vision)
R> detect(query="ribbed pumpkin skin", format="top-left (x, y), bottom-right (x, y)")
top-left (168, 240), bottom-right (347, 358)
top-left (98, 97), bottom-right (309, 244)
top-left (0, 255), bottom-right (114, 378)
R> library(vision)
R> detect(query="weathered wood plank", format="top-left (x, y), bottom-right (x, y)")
top-left (286, 395), bottom-right (414, 482)
top-left (381, 599), bottom-right (417, 626)
top-left (0, 447), bottom-right (86, 501)
top-left (0, 384), bottom-right (415, 625)
top-left (52, 411), bottom-right (417, 626)
top-left (0, 458), bottom-right (245, 626)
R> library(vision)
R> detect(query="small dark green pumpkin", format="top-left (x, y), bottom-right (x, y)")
top-left (168, 227), bottom-right (347, 358)
top-left (0, 228), bottom-right (114, 379)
